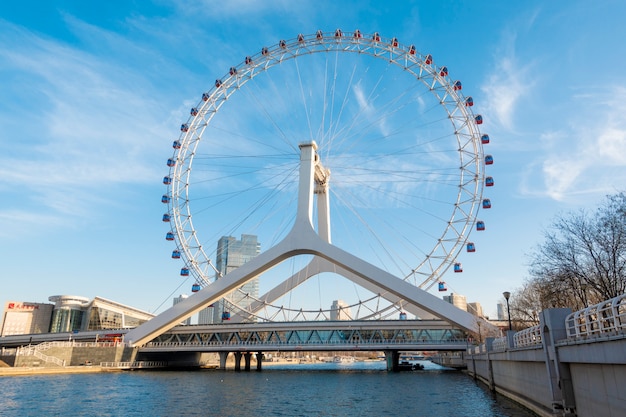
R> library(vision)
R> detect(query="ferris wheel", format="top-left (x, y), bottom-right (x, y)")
top-left (161, 30), bottom-right (493, 320)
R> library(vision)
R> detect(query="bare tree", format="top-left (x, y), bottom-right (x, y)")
top-left (508, 280), bottom-right (543, 326)
top-left (526, 192), bottom-right (626, 310)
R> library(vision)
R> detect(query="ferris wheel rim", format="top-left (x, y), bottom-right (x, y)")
top-left (162, 30), bottom-right (487, 315)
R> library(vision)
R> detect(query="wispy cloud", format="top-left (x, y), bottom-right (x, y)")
top-left (521, 87), bottom-right (626, 201)
top-left (480, 35), bottom-right (535, 132)
top-left (0, 19), bottom-right (175, 237)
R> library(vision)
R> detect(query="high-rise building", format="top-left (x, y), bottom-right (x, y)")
top-left (173, 294), bottom-right (191, 325)
top-left (443, 293), bottom-right (467, 311)
top-left (213, 234), bottom-right (261, 323)
top-left (330, 300), bottom-right (351, 320)
top-left (198, 305), bottom-right (214, 325)
top-left (497, 303), bottom-right (507, 321)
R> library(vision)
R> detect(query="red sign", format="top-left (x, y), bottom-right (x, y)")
top-left (6, 302), bottom-right (39, 311)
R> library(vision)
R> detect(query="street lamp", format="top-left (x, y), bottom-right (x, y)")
top-left (503, 291), bottom-right (512, 331)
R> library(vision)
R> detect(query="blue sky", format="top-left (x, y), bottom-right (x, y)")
top-left (1, 1), bottom-right (625, 319)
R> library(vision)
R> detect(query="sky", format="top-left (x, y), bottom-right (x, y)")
top-left (1, 0), bottom-right (626, 320)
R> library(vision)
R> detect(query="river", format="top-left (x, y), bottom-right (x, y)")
top-left (0, 360), bottom-right (537, 416)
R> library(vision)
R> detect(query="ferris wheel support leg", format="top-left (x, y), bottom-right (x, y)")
top-left (243, 256), bottom-right (437, 321)
top-left (125, 223), bottom-right (494, 347)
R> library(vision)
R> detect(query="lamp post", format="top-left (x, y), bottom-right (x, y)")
top-left (503, 291), bottom-right (512, 331)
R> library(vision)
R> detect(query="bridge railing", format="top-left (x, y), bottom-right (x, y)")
top-left (145, 338), bottom-right (469, 348)
top-left (566, 293), bottom-right (626, 340)
top-left (101, 361), bottom-right (167, 369)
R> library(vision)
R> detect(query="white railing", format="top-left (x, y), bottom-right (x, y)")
top-left (101, 361), bottom-right (167, 369)
top-left (514, 325), bottom-right (542, 348)
top-left (17, 346), bottom-right (65, 366)
top-left (491, 337), bottom-right (508, 351)
top-left (566, 293), bottom-right (626, 339)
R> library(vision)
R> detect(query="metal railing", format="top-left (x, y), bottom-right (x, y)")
top-left (491, 336), bottom-right (507, 351)
top-left (101, 361), bottom-right (167, 369)
top-left (514, 325), bottom-right (542, 348)
top-left (145, 338), bottom-right (469, 349)
top-left (16, 346), bottom-right (66, 366)
top-left (566, 293), bottom-right (626, 339)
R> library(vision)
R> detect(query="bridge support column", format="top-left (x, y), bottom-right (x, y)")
top-left (234, 352), bottom-right (242, 372)
top-left (244, 352), bottom-right (252, 371)
top-left (256, 352), bottom-right (263, 371)
top-left (219, 352), bottom-right (229, 370)
top-left (384, 350), bottom-right (400, 372)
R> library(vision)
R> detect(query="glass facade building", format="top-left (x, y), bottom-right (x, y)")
top-left (213, 234), bottom-right (260, 323)
top-left (48, 295), bottom-right (153, 332)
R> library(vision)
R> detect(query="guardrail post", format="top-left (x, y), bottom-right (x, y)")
top-left (484, 337), bottom-right (495, 391)
top-left (504, 330), bottom-right (515, 349)
top-left (540, 308), bottom-right (576, 416)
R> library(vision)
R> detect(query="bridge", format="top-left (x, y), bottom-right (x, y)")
top-left (125, 140), bottom-right (495, 349)
top-left (142, 319), bottom-right (468, 352)
top-left (136, 319), bottom-right (469, 371)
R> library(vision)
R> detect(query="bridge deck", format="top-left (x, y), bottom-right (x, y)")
top-left (141, 319), bottom-right (470, 352)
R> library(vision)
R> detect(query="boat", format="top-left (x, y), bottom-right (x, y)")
top-left (397, 360), bottom-right (425, 371)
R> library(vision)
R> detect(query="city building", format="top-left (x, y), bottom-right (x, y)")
top-left (173, 294), bottom-right (191, 325)
top-left (1, 301), bottom-right (54, 336)
top-left (467, 302), bottom-right (484, 317)
top-left (198, 305), bottom-right (214, 325)
top-left (497, 303), bottom-right (507, 321)
top-left (213, 234), bottom-right (261, 323)
top-left (1, 295), bottom-right (155, 336)
top-left (50, 295), bottom-right (154, 332)
top-left (330, 300), bottom-right (351, 320)
top-left (443, 293), bottom-right (468, 311)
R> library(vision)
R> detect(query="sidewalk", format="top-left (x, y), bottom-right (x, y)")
top-left (0, 366), bottom-right (118, 377)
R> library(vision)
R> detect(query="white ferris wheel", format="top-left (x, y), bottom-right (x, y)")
top-left (161, 30), bottom-right (493, 322)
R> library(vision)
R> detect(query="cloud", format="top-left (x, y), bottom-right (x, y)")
top-left (0, 19), bottom-right (175, 236)
top-left (521, 87), bottom-right (626, 202)
top-left (480, 44), bottom-right (534, 131)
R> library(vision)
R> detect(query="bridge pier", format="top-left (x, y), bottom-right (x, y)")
top-left (256, 352), bottom-right (263, 371)
top-left (234, 352), bottom-right (242, 371)
top-left (219, 351), bottom-right (229, 370)
top-left (384, 350), bottom-right (401, 372)
top-left (244, 352), bottom-right (252, 371)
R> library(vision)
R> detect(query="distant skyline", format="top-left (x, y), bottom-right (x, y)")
top-left (1, 1), bottom-right (625, 318)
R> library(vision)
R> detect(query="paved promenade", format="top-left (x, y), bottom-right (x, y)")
top-left (0, 365), bottom-right (116, 377)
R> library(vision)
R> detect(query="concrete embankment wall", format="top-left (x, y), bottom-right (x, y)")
top-left (466, 309), bottom-right (626, 417)
top-left (12, 345), bottom-right (136, 368)
top-left (467, 348), bottom-right (557, 416)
